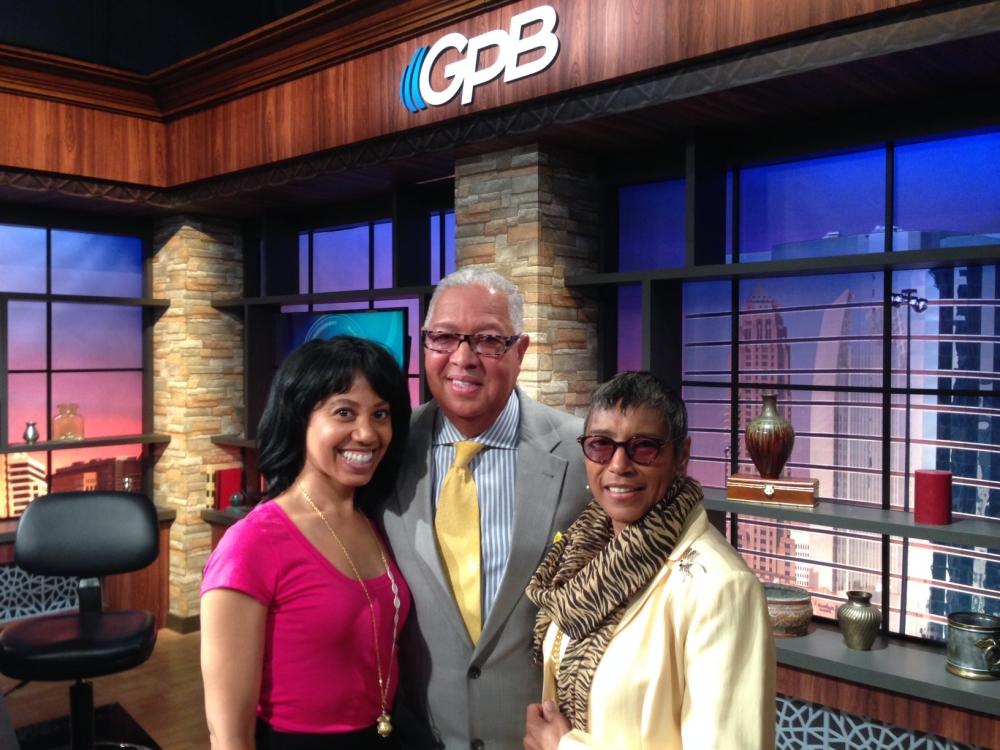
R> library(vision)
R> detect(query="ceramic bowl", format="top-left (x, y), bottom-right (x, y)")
top-left (763, 582), bottom-right (813, 638)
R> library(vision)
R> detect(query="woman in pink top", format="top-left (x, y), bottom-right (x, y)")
top-left (201, 336), bottom-right (412, 750)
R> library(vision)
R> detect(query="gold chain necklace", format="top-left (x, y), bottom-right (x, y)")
top-left (551, 627), bottom-right (565, 679)
top-left (300, 483), bottom-right (399, 739)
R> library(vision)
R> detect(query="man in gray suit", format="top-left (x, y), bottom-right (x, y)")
top-left (382, 267), bottom-right (589, 750)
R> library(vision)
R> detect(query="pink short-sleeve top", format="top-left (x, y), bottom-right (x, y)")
top-left (201, 500), bottom-right (411, 733)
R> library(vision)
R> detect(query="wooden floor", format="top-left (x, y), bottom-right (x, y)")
top-left (1, 629), bottom-right (208, 750)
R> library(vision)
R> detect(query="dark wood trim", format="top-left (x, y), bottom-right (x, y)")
top-left (0, 1), bottom-right (994, 213)
top-left (150, 0), bottom-right (512, 118)
top-left (0, 44), bottom-right (158, 117)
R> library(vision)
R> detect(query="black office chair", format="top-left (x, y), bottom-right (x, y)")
top-left (0, 491), bottom-right (159, 750)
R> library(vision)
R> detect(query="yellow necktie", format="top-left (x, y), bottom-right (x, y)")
top-left (435, 440), bottom-right (485, 644)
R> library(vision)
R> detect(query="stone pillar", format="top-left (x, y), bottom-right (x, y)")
top-left (152, 216), bottom-right (243, 630)
top-left (454, 145), bottom-right (601, 416)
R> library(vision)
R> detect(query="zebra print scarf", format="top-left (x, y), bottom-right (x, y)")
top-left (525, 475), bottom-right (703, 731)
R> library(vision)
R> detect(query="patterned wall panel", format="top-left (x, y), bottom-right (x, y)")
top-left (777, 695), bottom-right (982, 750)
top-left (0, 564), bottom-right (76, 622)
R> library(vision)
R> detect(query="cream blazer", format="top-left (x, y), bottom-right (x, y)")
top-left (541, 505), bottom-right (776, 750)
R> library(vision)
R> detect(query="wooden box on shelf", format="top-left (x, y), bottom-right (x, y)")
top-left (726, 473), bottom-right (818, 507)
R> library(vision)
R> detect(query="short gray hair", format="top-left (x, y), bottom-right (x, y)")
top-left (424, 266), bottom-right (524, 333)
top-left (586, 371), bottom-right (689, 458)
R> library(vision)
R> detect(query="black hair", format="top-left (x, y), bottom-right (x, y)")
top-left (257, 336), bottom-right (412, 510)
top-left (585, 371), bottom-right (688, 457)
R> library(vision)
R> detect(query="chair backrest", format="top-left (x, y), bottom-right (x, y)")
top-left (15, 492), bottom-right (159, 578)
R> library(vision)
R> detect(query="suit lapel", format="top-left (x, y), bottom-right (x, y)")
top-left (475, 396), bottom-right (568, 657)
top-left (395, 403), bottom-right (472, 644)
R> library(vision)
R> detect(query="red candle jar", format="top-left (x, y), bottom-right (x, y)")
top-left (914, 469), bottom-right (952, 525)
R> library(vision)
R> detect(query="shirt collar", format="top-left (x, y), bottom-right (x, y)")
top-left (434, 389), bottom-right (520, 449)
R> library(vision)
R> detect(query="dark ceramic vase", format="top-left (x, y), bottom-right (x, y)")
top-left (837, 590), bottom-right (881, 650)
top-left (745, 394), bottom-right (794, 479)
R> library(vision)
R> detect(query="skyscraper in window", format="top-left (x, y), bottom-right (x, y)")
top-left (923, 264), bottom-right (1000, 638)
top-left (736, 291), bottom-right (799, 586)
top-left (0, 453), bottom-right (47, 517)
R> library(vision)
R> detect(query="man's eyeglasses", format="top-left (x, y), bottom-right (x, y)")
top-left (421, 330), bottom-right (522, 358)
top-left (576, 435), bottom-right (668, 466)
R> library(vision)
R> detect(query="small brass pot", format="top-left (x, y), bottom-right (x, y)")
top-left (836, 590), bottom-right (881, 650)
top-left (946, 612), bottom-right (1000, 680)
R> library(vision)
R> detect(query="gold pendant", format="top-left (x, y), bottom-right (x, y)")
top-left (377, 711), bottom-right (393, 738)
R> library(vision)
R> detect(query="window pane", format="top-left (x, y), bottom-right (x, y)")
top-left (738, 386), bottom-right (884, 505)
top-left (8, 373), bottom-right (48, 443)
top-left (895, 130), bottom-right (1000, 250)
top-left (889, 392), bottom-right (1000, 515)
top-left (298, 233), bottom-right (309, 293)
top-left (443, 211), bottom-right (456, 277)
top-left (374, 221), bottom-right (393, 290)
top-left (430, 213), bottom-right (442, 284)
top-left (430, 211), bottom-right (456, 284)
top-left (375, 298), bottom-right (419, 376)
top-left (738, 273), bottom-right (884, 389)
top-left (737, 517), bottom-right (882, 621)
top-left (683, 280), bottom-right (732, 384)
top-left (618, 179), bottom-right (685, 271)
top-left (314, 224), bottom-right (369, 292)
top-left (50, 444), bottom-right (144, 493)
top-left (408, 377), bottom-right (422, 407)
top-left (0, 224), bottom-right (46, 293)
top-left (740, 149), bottom-right (885, 262)
top-left (617, 284), bottom-right (641, 372)
top-left (684, 384), bottom-right (730, 488)
top-left (891, 266), bottom-right (999, 393)
top-left (51, 304), bottom-right (142, 370)
top-left (894, 536), bottom-right (1000, 640)
top-left (0, 450), bottom-right (48, 517)
top-left (51, 230), bottom-right (142, 297)
top-left (51, 372), bottom-right (142, 439)
top-left (8, 301), bottom-right (47, 371)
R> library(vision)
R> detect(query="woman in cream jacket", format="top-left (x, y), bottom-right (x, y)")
top-left (525, 372), bottom-right (775, 750)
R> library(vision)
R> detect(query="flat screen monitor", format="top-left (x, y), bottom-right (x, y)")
top-left (276, 307), bottom-right (409, 369)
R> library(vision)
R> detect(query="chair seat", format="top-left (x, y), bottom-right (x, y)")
top-left (0, 610), bottom-right (156, 681)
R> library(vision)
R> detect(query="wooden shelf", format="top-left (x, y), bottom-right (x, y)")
top-left (565, 243), bottom-right (1000, 287)
top-left (702, 487), bottom-right (1000, 548)
top-left (211, 434), bottom-right (257, 449)
top-left (212, 284), bottom-right (435, 310)
top-left (0, 433), bottom-right (171, 454)
top-left (0, 292), bottom-right (170, 307)
top-left (776, 622), bottom-right (1000, 717)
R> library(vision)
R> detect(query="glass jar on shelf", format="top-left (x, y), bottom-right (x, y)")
top-left (53, 403), bottom-right (85, 441)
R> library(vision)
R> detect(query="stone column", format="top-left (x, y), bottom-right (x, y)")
top-left (151, 216), bottom-right (243, 631)
top-left (454, 145), bottom-right (601, 416)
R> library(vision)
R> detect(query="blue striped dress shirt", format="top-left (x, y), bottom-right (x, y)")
top-left (432, 391), bottom-right (520, 620)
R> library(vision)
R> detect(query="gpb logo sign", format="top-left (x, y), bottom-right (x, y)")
top-left (400, 5), bottom-right (559, 113)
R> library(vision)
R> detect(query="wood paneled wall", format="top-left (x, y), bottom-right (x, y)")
top-left (0, 0), bottom-right (928, 187)
top-left (777, 665), bottom-right (1000, 748)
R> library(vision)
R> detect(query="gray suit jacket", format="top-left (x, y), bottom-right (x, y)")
top-left (381, 390), bottom-right (589, 750)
